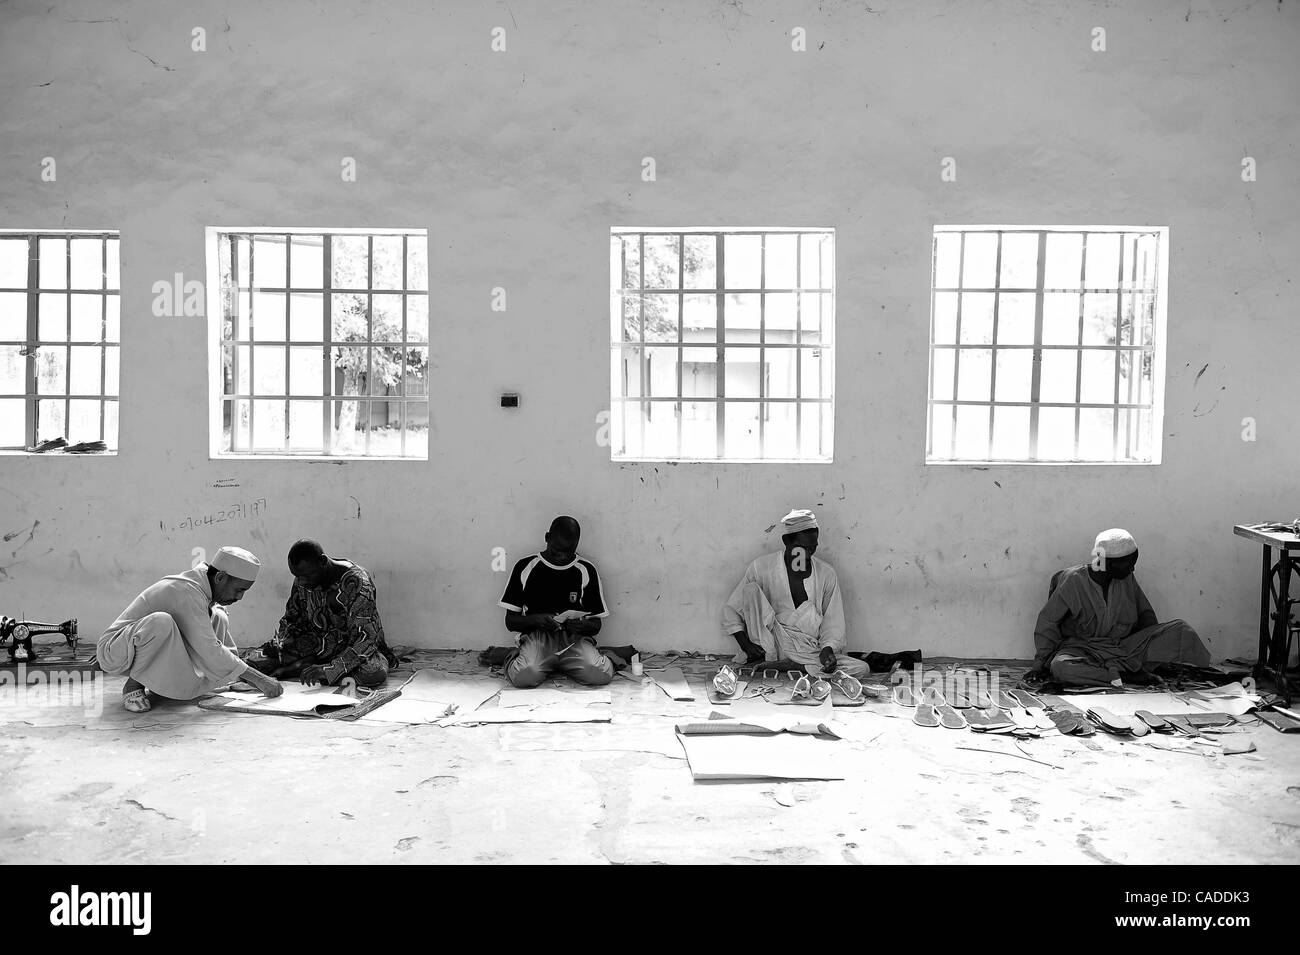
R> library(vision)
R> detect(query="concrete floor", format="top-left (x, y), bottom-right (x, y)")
top-left (2, 653), bottom-right (1298, 864)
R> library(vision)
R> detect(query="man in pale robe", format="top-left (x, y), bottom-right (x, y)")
top-left (97, 546), bottom-right (283, 712)
top-left (721, 509), bottom-right (869, 678)
top-left (1030, 528), bottom-right (1211, 688)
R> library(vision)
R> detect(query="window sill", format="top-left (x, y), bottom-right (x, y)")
top-left (612, 457), bottom-right (833, 465)
top-left (924, 459), bottom-right (1160, 467)
top-left (211, 454), bottom-right (426, 462)
top-left (0, 450), bottom-right (117, 457)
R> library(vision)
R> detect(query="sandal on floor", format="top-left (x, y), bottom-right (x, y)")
top-left (993, 689), bottom-right (1019, 710)
top-left (827, 670), bottom-right (863, 702)
top-left (936, 703), bottom-right (968, 730)
top-left (981, 708), bottom-right (1017, 732)
top-left (921, 685), bottom-right (946, 708)
top-left (1134, 710), bottom-right (1171, 733)
top-left (1010, 688), bottom-right (1045, 710)
top-left (712, 665), bottom-right (739, 697)
top-left (122, 688), bottom-right (152, 713)
top-left (913, 703), bottom-right (941, 727)
top-left (892, 685), bottom-right (920, 707)
top-left (791, 674), bottom-right (814, 702)
top-left (810, 678), bottom-right (832, 701)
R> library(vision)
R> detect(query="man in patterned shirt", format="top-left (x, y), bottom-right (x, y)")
top-left (251, 539), bottom-right (397, 688)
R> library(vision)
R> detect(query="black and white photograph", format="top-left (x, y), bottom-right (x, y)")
top-left (0, 0), bottom-right (1296, 911)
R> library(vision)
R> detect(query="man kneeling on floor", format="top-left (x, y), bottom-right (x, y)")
top-left (499, 516), bottom-right (613, 688)
top-left (97, 546), bottom-right (283, 713)
top-left (250, 539), bottom-right (398, 689)
top-left (721, 508), bottom-right (868, 679)
top-left (1029, 528), bottom-right (1212, 688)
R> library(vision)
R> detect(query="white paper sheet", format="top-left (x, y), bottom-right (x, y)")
top-left (676, 733), bottom-right (845, 780)
top-left (498, 688), bottom-right (612, 708)
top-left (218, 685), bottom-right (360, 713)
top-left (356, 670), bottom-right (504, 725)
top-left (725, 697), bottom-right (836, 734)
top-left (440, 705), bottom-right (612, 725)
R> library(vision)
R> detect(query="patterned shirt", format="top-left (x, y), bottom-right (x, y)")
top-left (273, 560), bottom-right (393, 681)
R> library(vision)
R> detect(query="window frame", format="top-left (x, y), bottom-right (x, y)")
top-left (0, 229), bottom-right (121, 455)
top-left (925, 224), bottom-right (1169, 466)
top-left (609, 227), bottom-right (835, 464)
top-left (205, 226), bottom-right (430, 461)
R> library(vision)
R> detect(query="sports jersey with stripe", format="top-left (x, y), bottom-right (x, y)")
top-left (499, 554), bottom-right (609, 618)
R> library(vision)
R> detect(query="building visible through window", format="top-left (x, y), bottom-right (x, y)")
top-left (208, 229), bottom-right (429, 458)
top-left (610, 229), bottom-right (834, 462)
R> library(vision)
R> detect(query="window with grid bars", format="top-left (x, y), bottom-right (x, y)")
top-left (0, 232), bottom-right (121, 452)
top-left (208, 229), bottom-right (429, 458)
top-left (609, 229), bottom-right (834, 462)
top-left (926, 226), bottom-right (1168, 464)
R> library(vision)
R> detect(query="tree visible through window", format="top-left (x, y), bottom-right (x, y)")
top-left (211, 230), bottom-right (429, 458)
top-left (610, 229), bottom-right (834, 462)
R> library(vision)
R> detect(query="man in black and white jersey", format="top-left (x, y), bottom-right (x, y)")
top-left (498, 515), bottom-right (614, 688)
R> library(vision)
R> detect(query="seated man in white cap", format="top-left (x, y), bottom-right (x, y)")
top-left (97, 545), bottom-right (283, 713)
top-left (721, 509), bottom-right (869, 679)
top-left (249, 539), bottom-right (397, 689)
top-left (1029, 528), bottom-right (1212, 688)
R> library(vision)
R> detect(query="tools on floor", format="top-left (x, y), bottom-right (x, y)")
top-left (1, 615), bottom-right (79, 664)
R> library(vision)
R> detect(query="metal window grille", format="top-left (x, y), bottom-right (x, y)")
top-left (926, 226), bottom-right (1167, 464)
top-left (609, 228), bottom-right (835, 462)
top-left (0, 231), bottom-right (121, 452)
top-left (213, 229), bottom-right (430, 458)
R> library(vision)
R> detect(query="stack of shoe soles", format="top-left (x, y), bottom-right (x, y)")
top-left (894, 684), bottom-right (1055, 735)
top-left (1084, 707), bottom-right (1180, 738)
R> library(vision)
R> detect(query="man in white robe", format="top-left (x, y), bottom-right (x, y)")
top-left (1030, 528), bottom-right (1211, 688)
top-left (97, 546), bottom-right (283, 712)
top-left (721, 509), bottom-right (869, 678)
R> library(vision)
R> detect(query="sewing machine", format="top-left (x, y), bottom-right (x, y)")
top-left (0, 615), bottom-right (79, 664)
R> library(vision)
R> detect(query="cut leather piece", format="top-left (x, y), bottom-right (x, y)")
top-left (1087, 707), bottom-right (1135, 735)
top-left (1134, 710), bottom-right (1171, 732)
top-left (1029, 709), bottom-right (1055, 731)
top-left (967, 707), bottom-right (1014, 731)
top-left (913, 703), bottom-right (941, 727)
top-left (809, 679), bottom-right (832, 702)
top-left (936, 704), bottom-right (968, 730)
top-left (892, 685), bottom-right (920, 707)
top-left (1048, 710), bottom-right (1094, 736)
top-left (1008, 706), bottom-right (1037, 729)
top-left (1163, 716), bottom-right (1203, 738)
